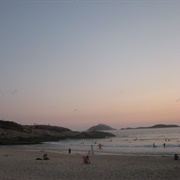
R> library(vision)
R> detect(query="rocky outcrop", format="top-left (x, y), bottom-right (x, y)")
top-left (70, 131), bottom-right (115, 139)
top-left (0, 120), bottom-right (115, 145)
top-left (87, 123), bottom-right (115, 131)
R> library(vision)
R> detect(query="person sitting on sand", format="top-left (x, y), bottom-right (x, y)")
top-left (43, 154), bottom-right (50, 160)
top-left (83, 155), bottom-right (90, 164)
top-left (174, 154), bottom-right (179, 160)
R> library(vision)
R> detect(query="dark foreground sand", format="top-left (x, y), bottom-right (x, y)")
top-left (0, 146), bottom-right (180, 180)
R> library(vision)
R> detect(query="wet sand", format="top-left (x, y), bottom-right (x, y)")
top-left (0, 146), bottom-right (179, 180)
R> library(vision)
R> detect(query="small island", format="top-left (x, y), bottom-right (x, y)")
top-left (121, 124), bottom-right (180, 130)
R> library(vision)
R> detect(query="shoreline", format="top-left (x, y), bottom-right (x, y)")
top-left (1, 143), bottom-right (179, 157)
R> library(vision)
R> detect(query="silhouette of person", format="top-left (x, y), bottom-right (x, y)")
top-left (174, 154), bottom-right (179, 160)
top-left (68, 148), bottom-right (71, 154)
top-left (43, 154), bottom-right (50, 160)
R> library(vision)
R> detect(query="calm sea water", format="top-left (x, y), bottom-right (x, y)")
top-left (43, 127), bottom-right (180, 156)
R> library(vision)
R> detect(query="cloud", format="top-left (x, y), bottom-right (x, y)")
top-left (11, 89), bottom-right (18, 95)
top-left (176, 98), bottom-right (180, 102)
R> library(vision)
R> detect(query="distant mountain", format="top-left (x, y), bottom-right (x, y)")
top-left (121, 124), bottom-right (179, 130)
top-left (87, 123), bottom-right (115, 131)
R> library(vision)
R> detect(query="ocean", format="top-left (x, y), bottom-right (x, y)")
top-left (43, 127), bottom-right (180, 156)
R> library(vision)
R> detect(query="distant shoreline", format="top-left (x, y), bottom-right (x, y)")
top-left (121, 124), bottom-right (179, 130)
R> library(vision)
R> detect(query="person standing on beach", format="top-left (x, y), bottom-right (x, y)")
top-left (68, 148), bottom-right (71, 154)
top-left (91, 145), bottom-right (94, 155)
top-left (163, 143), bottom-right (166, 148)
top-left (98, 143), bottom-right (102, 149)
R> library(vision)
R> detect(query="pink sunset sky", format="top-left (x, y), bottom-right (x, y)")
top-left (0, 1), bottom-right (180, 131)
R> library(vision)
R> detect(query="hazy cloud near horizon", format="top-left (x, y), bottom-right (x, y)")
top-left (11, 89), bottom-right (18, 95)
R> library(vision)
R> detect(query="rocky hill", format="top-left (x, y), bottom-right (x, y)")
top-left (87, 123), bottom-right (115, 131)
top-left (0, 120), bottom-right (115, 145)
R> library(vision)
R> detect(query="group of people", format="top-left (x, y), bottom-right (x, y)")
top-left (36, 153), bottom-right (50, 160)
top-left (36, 148), bottom-right (91, 164)
top-left (153, 142), bottom-right (166, 148)
top-left (68, 147), bottom-right (91, 164)
top-left (152, 144), bottom-right (179, 161)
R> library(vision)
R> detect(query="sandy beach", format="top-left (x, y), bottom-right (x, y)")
top-left (0, 146), bottom-right (179, 180)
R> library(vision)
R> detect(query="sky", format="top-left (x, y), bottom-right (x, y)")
top-left (0, 0), bottom-right (180, 131)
